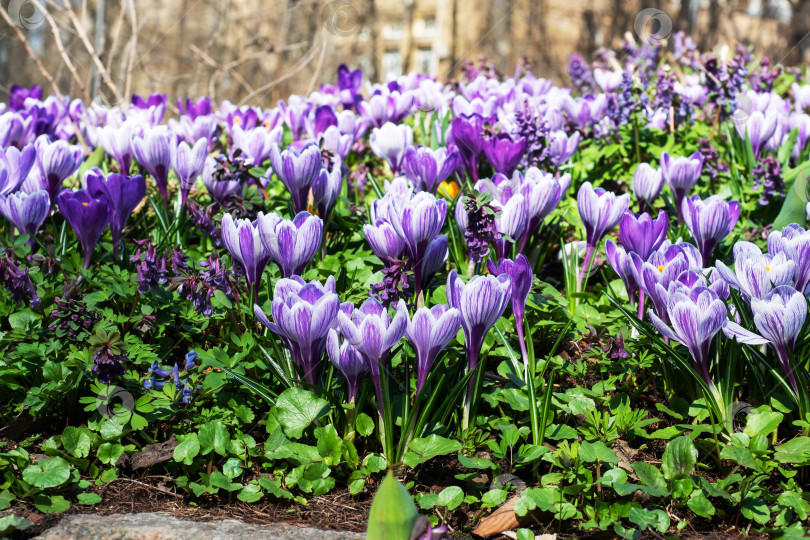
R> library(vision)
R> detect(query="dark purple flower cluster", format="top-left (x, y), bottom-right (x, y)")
top-left (653, 68), bottom-right (674, 111)
top-left (48, 290), bottom-right (97, 340)
top-left (672, 31), bottom-right (700, 69)
top-left (750, 56), bottom-right (782, 93)
top-left (515, 103), bottom-right (553, 168)
top-left (92, 347), bottom-right (128, 384)
top-left (370, 257), bottom-right (410, 307)
top-left (697, 138), bottom-right (728, 182)
top-left (607, 71), bottom-right (637, 127)
top-left (130, 238), bottom-right (168, 294)
top-left (704, 53), bottom-right (748, 120)
top-left (0, 254), bottom-right (40, 308)
top-left (752, 156), bottom-right (785, 205)
top-left (143, 351), bottom-right (199, 404)
top-left (464, 195), bottom-right (500, 263)
top-left (568, 52), bottom-right (593, 93)
top-left (603, 332), bottom-right (628, 359)
top-left (187, 201), bottom-right (223, 248)
top-left (177, 255), bottom-right (237, 316)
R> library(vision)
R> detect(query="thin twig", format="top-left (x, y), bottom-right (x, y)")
top-left (0, 6), bottom-right (62, 98)
top-left (190, 44), bottom-right (255, 95)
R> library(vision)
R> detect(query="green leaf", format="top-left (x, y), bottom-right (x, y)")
top-left (402, 435), bottom-right (462, 468)
top-left (258, 476), bottom-right (293, 500)
top-left (77, 493), bottom-right (103, 506)
top-left (209, 471), bottom-right (241, 491)
top-left (61, 426), bottom-right (92, 459)
top-left (0, 515), bottom-right (33, 536)
top-left (23, 457), bottom-right (71, 488)
top-left (97, 443), bottom-right (125, 466)
top-left (356, 413), bottom-right (375, 437)
top-left (720, 445), bottom-right (759, 469)
top-left (315, 425), bottom-right (343, 466)
top-left (273, 388), bottom-right (331, 439)
top-left (774, 437), bottom-right (810, 464)
top-left (632, 462), bottom-right (667, 489)
top-left (741, 496), bottom-right (770, 524)
top-left (33, 494), bottom-right (71, 513)
top-left (661, 436), bottom-right (697, 480)
top-left (237, 484), bottom-right (263, 503)
top-left (516, 530), bottom-right (535, 540)
top-left (198, 421), bottom-right (230, 456)
top-left (688, 492), bottom-right (716, 518)
top-left (367, 471), bottom-right (419, 540)
top-left (481, 489), bottom-right (508, 508)
top-left (628, 507), bottom-right (670, 533)
top-left (578, 441), bottom-right (620, 464)
top-left (363, 454), bottom-right (388, 474)
top-left (437, 486), bottom-right (464, 510)
top-left (223, 458), bottom-right (243, 479)
top-left (743, 408), bottom-right (783, 437)
top-left (774, 166), bottom-right (810, 229)
top-left (9, 309), bottom-right (38, 330)
top-left (173, 434), bottom-right (201, 465)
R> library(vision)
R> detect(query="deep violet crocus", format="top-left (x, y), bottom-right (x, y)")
top-left (257, 211), bottom-right (322, 278)
top-left (327, 328), bottom-right (368, 404)
top-left (221, 213), bottom-right (271, 301)
top-left (483, 133), bottom-right (526, 177)
top-left (723, 286), bottom-right (807, 391)
top-left (487, 255), bottom-right (533, 367)
top-left (254, 276), bottom-right (340, 386)
top-left (401, 146), bottom-right (460, 194)
top-left (171, 138), bottom-right (208, 207)
top-left (446, 269), bottom-right (512, 429)
top-left (451, 113), bottom-right (489, 182)
top-left (84, 171), bottom-right (146, 257)
top-left (576, 182), bottom-right (630, 286)
top-left (0, 190), bottom-right (50, 242)
top-left (269, 143), bottom-right (322, 214)
top-left (132, 127), bottom-right (175, 207)
top-left (619, 210), bottom-right (669, 261)
top-left (405, 304), bottom-right (461, 394)
top-left (605, 240), bottom-right (639, 309)
top-left (34, 135), bottom-right (84, 209)
top-left (649, 286), bottom-right (727, 388)
top-left (56, 189), bottom-right (110, 268)
top-left (682, 195), bottom-right (740, 264)
top-left (660, 151), bottom-right (703, 223)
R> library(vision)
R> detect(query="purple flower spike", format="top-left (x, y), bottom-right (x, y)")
top-left (254, 275), bottom-right (340, 386)
top-left (682, 195), bottom-right (740, 264)
top-left (171, 138), bottom-right (208, 208)
top-left (369, 122), bottom-right (413, 174)
top-left (0, 189), bottom-right (50, 240)
top-left (269, 143), bottom-right (322, 214)
top-left (483, 133), bottom-right (526, 177)
top-left (660, 151), bottom-right (703, 223)
top-left (338, 298), bottom-right (408, 411)
top-left (487, 254), bottom-right (533, 361)
top-left (97, 122), bottom-right (136, 174)
top-left (649, 286), bottom-right (727, 388)
top-left (577, 182), bottom-right (630, 248)
top-left (633, 163), bottom-right (665, 209)
top-left (0, 144), bottom-right (36, 195)
top-left (221, 213), bottom-right (271, 300)
top-left (34, 135), bottom-right (83, 209)
top-left (258, 211), bottom-right (323, 278)
top-left (402, 146), bottom-right (460, 194)
top-left (619, 210), bottom-right (669, 261)
top-left (84, 171), bottom-right (146, 257)
top-left (723, 286), bottom-right (807, 391)
top-left (327, 328), bottom-right (368, 403)
top-left (312, 164), bottom-right (342, 222)
top-left (405, 304), bottom-right (461, 394)
top-left (56, 189), bottom-right (110, 268)
top-left (767, 224), bottom-right (810, 293)
top-left (132, 127), bottom-right (175, 207)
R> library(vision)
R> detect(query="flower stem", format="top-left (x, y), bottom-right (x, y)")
top-left (637, 289), bottom-right (646, 320)
top-left (577, 244), bottom-right (595, 291)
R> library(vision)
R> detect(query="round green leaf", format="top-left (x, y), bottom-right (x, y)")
top-left (23, 457), bottom-right (71, 489)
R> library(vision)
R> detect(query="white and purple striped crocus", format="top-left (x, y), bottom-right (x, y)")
top-left (630, 243), bottom-right (696, 322)
top-left (97, 121), bottom-right (136, 174)
top-left (84, 170), bottom-right (146, 257)
top-left (326, 328), bottom-right (368, 403)
top-left (257, 211), bottom-right (322, 278)
top-left (660, 151), bottom-right (702, 223)
top-left (269, 143), bottom-right (322, 214)
top-left (369, 122), bottom-right (413, 174)
top-left (171, 137), bottom-right (208, 208)
top-left (312, 163), bottom-right (342, 222)
top-left (34, 135), bottom-right (84, 210)
top-left (577, 182), bottom-right (630, 285)
top-left (714, 242), bottom-right (795, 302)
top-left (518, 169), bottom-right (570, 253)
top-left (405, 304), bottom-right (462, 395)
top-left (632, 163), bottom-right (665, 211)
top-left (232, 124), bottom-right (283, 166)
top-left (735, 109), bottom-right (779, 158)
top-left (723, 286), bottom-right (807, 391)
top-left (605, 240), bottom-right (639, 308)
top-left (254, 275), bottom-right (341, 386)
top-left (401, 146), bottom-right (460, 194)
top-left (221, 212), bottom-right (271, 301)
top-left (682, 195), bottom-right (740, 264)
top-left (202, 156), bottom-right (241, 206)
top-left (649, 286), bottom-right (728, 388)
top-left (0, 144), bottom-right (36, 196)
top-left (56, 188), bottom-right (110, 268)
top-left (487, 254), bottom-right (533, 365)
top-left (132, 127), bottom-right (175, 207)
top-left (767, 224), bottom-right (810, 293)
top-left (0, 189), bottom-right (50, 244)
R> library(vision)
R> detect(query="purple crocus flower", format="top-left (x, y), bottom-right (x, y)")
top-left (630, 247), bottom-right (692, 322)
top-left (649, 286), bottom-right (727, 387)
top-left (34, 135), bottom-right (83, 209)
top-left (257, 211), bottom-right (322, 278)
top-left (736, 109), bottom-right (779, 158)
top-left (269, 143), bottom-right (322, 214)
top-left (84, 171), bottom-right (146, 257)
top-left (714, 244), bottom-right (795, 301)
top-left (633, 163), bottom-right (665, 209)
top-left (177, 97), bottom-right (212, 120)
top-left (660, 151), bottom-right (703, 223)
top-left (8, 84), bottom-right (42, 110)
top-left (577, 182), bottom-right (630, 285)
top-left (682, 195), bottom-right (740, 264)
top-left (605, 240), bottom-right (638, 304)
top-left (56, 189), bottom-right (110, 268)
top-left (312, 164), bottom-right (342, 222)
top-left (0, 144), bottom-right (36, 195)
top-left (546, 131), bottom-right (580, 167)
top-left (405, 304), bottom-right (461, 394)
top-left (401, 146), bottom-right (460, 194)
top-left (221, 212), bottom-right (271, 300)
top-left (0, 189), bottom-right (50, 241)
top-left (338, 298), bottom-right (408, 411)
top-left (451, 113), bottom-right (489, 182)
top-left (171, 138), bottom-right (208, 207)
top-left (767, 224), bottom-right (810, 293)
top-left (723, 286), bottom-right (807, 391)
top-left (232, 125), bottom-right (283, 166)
top-left (420, 234), bottom-right (448, 289)
top-left (97, 122), bottom-right (136, 174)
top-left (518, 169), bottom-right (570, 252)
top-left (132, 127), bottom-right (175, 207)
top-left (130, 93), bottom-right (167, 125)
top-left (388, 191), bottom-right (447, 293)
top-left (254, 275), bottom-right (340, 385)
top-left (483, 133), bottom-right (526, 177)
top-left (619, 210), bottom-right (669, 261)
top-left (487, 254), bottom-right (533, 364)
top-left (201, 156), bottom-right (241, 206)
top-left (364, 221), bottom-right (405, 264)
top-left (326, 328), bottom-right (368, 403)
top-left (446, 270), bottom-right (512, 428)
top-left (337, 64), bottom-right (363, 107)
top-left (492, 192), bottom-right (526, 260)
top-left (369, 122), bottom-right (413, 174)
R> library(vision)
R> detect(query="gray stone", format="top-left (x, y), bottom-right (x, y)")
top-left (35, 512), bottom-right (365, 540)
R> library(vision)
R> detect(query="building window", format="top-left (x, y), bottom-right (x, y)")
top-left (414, 47), bottom-right (433, 75)
top-left (422, 17), bottom-right (436, 37)
top-left (384, 21), bottom-right (403, 40)
top-left (382, 50), bottom-right (402, 77)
